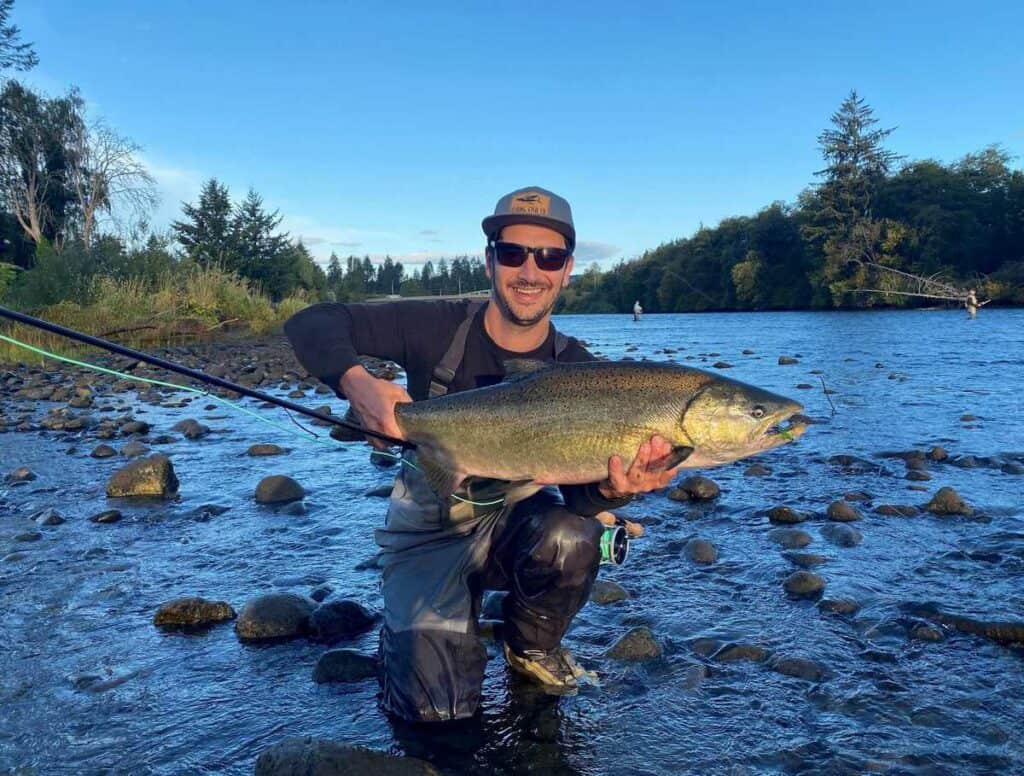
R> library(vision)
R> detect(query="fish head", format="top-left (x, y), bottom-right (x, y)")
top-left (680, 379), bottom-right (806, 465)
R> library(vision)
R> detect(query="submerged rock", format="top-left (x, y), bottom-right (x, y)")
top-left (607, 627), bottom-right (662, 660)
top-left (312, 649), bottom-right (379, 684)
top-left (769, 655), bottom-right (828, 682)
top-left (90, 444), bottom-right (117, 458)
top-left (821, 523), bottom-right (862, 548)
top-left (768, 528), bottom-right (812, 549)
top-left (255, 475), bottom-right (305, 504)
top-left (255, 738), bottom-right (440, 776)
top-left (782, 552), bottom-right (828, 568)
top-left (668, 476), bottom-right (720, 501)
top-left (778, 356), bottom-right (799, 365)
top-left (744, 464), bottom-right (771, 477)
top-left (246, 443), bottom-right (287, 457)
top-left (308, 599), bottom-right (378, 643)
top-left (590, 579), bottom-right (629, 604)
top-left (154, 597), bottom-right (236, 628)
top-left (818, 598), bottom-right (860, 615)
top-left (5, 466), bottom-right (35, 484)
top-left (172, 418), bottom-right (210, 439)
top-left (768, 506), bottom-right (807, 525)
top-left (712, 643), bottom-right (768, 663)
top-left (826, 501), bottom-right (861, 522)
top-left (925, 487), bottom-right (972, 516)
top-left (875, 504), bottom-right (920, 517)
top-left (784, 571), bottom-right (825, 599)
top-left (32, 508), bottom-right (66, 526)
top-left (684, 538), bottom-right (718, 565)
top-left (89, 509), bottom-right (123, 524)
top-left (106, 455), bottom-right (179, 498)
top-left (235, 592), bottom-right (316, 642)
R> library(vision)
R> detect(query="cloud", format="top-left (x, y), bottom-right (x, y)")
top-left (574, 240), bottom-right (622, 262)
top-left (419, 229), bottom-right (440, 236)
top-left (369, 250), bottom-right (485, 265)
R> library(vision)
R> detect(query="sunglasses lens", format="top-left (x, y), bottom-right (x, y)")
top-left (492, 242), bottom-right (570, 271)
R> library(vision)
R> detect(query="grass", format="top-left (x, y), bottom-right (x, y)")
top-left (0, 266), bottom-right (311, 365)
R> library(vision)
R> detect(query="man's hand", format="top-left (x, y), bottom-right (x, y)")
top-left (339, 365), bottom-right (412, 450)
top-left (597, 435), bottom-right (682, 500)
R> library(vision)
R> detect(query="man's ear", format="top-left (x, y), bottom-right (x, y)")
top-left (561, 255), bottom-right (575, 288)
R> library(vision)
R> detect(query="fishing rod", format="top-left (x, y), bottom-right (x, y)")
top-left (0, 304), bottom-right (411, 449)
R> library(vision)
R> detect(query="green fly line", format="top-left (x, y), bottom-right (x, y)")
top-left (0, 332), bottom-right (505, 508)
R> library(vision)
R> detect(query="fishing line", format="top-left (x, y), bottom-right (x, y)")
top-left (0, 330), bottom-right (505, 508)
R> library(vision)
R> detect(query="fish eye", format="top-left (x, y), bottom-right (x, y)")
top-left (751, 405), bottom-right (766, 419)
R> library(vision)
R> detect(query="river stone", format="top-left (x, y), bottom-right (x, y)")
top-left (255, 475), bottom-right (305, 504)
top-left (744, 464), bottom-right (771, 477)
top-left (821, 523), bottom-right (862, 548)
top-left (120, 440), bottom-right (150, 458)
top-left (778, 356), bottom-right (799, 365)
top-left (1001, 462), bottom-right (1024, 475)
top-left (172, 418), bottom-right (209, 439)
top-left (906, 470), bottom-right (931, 482)
top-left (669, 476), bottom-right (720, 501)
top-left (90, 444), bottom-right (117, 458)
top-left (106, 455), bottom-right (179, 498)
top-left (909, 623), bottom-right (945, 642)
top-left (951, 455), bottom-right (980, 469)
top-left (590, 579), bottom-right (629, 604)
top-left (925, 487), bottom-right (972, 516)
top-left (32, 508), bottom-right (66, 526)
top-left (927, 446), bottom-right (948, 461)
top-left (818, 598), bottom-right (861, 615)
top-left (5, 466), bottom-right (35, 483)
top-left (89, 509), bottom-right (123, 524)
top-left (784, 570), bottom-right (825, 599)
top-left (120, 420), bottom-right (151, 436)
top-left (768, 506), bottom-right (807, 525)
top-left (770, 656), bottom-right (827, 682)
top-left (235, 592), bottom-right (316, 642)
top-left (768, 528), bottom-right (812, 549)
top-left (310, 584), bottom-right (334, 603)
top-left (713, 361), bottom-right (733, 369)
top-left (255, 737), bottom-right (440, 776)
top-left (308, 599), bottom-right (378, 643)
top-left (843, 490), bottom-right (872, 502)
top-left (14, 530), bottom-right (42, 542)
top-left (712, 643), bottom-right (768, 663)
top-left (607, 627), bottom-right (662, 660)
top-left (312, 649), bottom-right (379, 684)
top-left (154, 597), bottom-right (236, 628)
top-left (782, 552), bottom-right (828, 568)
top-left (876, 504), bottom-right (919, 517)
top-left (2, 552), bottom-right (28, 563)
top-left (684, 538), bottom-right (718, 565)
top-left (247, 444), bottom-right (287, 457)
top-left (826, 501), bottom-right (861, 522)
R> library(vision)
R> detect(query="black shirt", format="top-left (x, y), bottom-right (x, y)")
top-left (283, 298), bottom-right (629, 515)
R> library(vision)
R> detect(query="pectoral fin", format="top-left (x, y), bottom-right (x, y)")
top-left (415, 449), bottom-right (466, 500)
top-left (665, 446), bottom-right (694, 468)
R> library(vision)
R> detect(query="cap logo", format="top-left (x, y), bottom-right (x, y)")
top-left (509, 192), bottom-right (551, 215)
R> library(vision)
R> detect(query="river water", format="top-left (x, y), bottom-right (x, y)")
top-left (1, 309), bottom-right (1022, 775)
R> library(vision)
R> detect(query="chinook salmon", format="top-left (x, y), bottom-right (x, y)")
top-left (393, 359), bottom-right (807, 498)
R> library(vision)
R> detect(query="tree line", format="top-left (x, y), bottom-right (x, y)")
top-left (561, 92), bottom-right (1024, 313)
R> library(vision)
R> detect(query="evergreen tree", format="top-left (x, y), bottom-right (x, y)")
top-left (231, 187), bottom-right (291, 298)
top-left (0, 0), bottom-right (37, 73)
top-left (171, 178), bottom-right (235, 269)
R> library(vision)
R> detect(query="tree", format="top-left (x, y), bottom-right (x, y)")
top-left (171, 178), bottom-right (234, 268)
top-left (231, 188), bottom-right (292, 298)
top-left (67, 119), bottom-right (157, 245)
top-left (0, 0), bottom-right (37, 72)
top-left (0, 81), bottom-right (83, 250)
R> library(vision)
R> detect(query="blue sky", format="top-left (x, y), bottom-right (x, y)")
top-left (13, 1), bottom-right (1024, 269)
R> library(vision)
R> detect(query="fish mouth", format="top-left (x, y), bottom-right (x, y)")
top-left (757, 412), bottom-right (807, 449)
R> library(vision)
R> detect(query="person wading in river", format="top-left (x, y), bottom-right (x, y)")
top-left (284, 186), bottom-right (681, 722)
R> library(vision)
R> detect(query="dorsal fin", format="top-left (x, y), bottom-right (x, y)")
top-left (502, 359), bottom-right (550, 380)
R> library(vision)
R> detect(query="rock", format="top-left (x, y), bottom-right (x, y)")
top-left (712, 361), bottom-right (733, 369)
top-left (90, 444), bottom-right (117, 458)
top-left (744, 464), bottom-right (771, 477)
top-left (590, 579), bottom-right (629, 604)
top-left (796, 383), bottom-right (813, 389)
top-left (255, 737), bottom-right (440, 776)
top-left (235, 592), bottom-right (316, 641)
top-left (14, 530), bottom-right (42, 542)
top-left (5, 466), bottom-right (35, 484)
top-left (960, 414), bottom-right (978, 422)
top-left (89, 509), bottom-right (123, 524)
top-left (769, 656), bottom-right (827, 682)
top-left (843, 490), bottom-right (872, 502)
top-left (120, 440), bottom-right (150, 458)
top-left (684, 538), bottom-right (718, 565)
top-left (308, 599), bottom-right (378, 643)
top-left (768, 528), bottom-right (812, 549)
top-left (951, 455), bottom-right (980, 469)
top-left (120, 420), bottom-right (151, 436)
top-left (826, 501), bottom-right (861, 522)
top-left (607, 627), bottom-right (662, 660)
top-left (364, 485), bottom-right (394, 498)
top-left (818, 598), bottom-right (860, 615)
top-left (875, 504), bottom-right (919, 517)
top-left (106, 455), bottom-right (178, 498)
top-left (172, 418), bottom-right (210, 440)
top-left (670, 476), bottom-right (720, 501)
top-left (828, 455), bottom-right (883, 475)
top-left (712, 643), bottom-right (768, 663)
top-left (742, 349), bottom-right (755, 355)
top-left (768, 506), bottom-right (807, 525)
top-left (928, 446), bottom-right (948, 462)
top-left (247, 444), bottom-right (287, 457)
top-left (312, 649), bottom-right (379, 684)
top-left (309, 584), bottom-right (333, 603)
top-left (784, 570), bottom-right (825, 599)
top-left (909, 623), bottom-right (945, 642)
top-left (778, 356), bottom-right (799, 365)
top-left (925, 487), bottom-right (972, 516)
top-left (32, 508), bottom-right (66, 526)
top-left (255, 475), bottom-right (305, 505)
top-left (190, 504), bottom-right (230, 521)
top-left (782, 552), bottom-right (828, 568)
top-left (821, 523), bottom-right (862, 548)
top-left (154, 597), bottom-right (236, 628)
top-left (906, 470), bottom-right (932, 481)
top-left (1001, 462), bottom-right (1024, 475)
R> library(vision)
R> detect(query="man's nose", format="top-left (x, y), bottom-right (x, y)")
top-left (518, 251), bottom-right (544, 280)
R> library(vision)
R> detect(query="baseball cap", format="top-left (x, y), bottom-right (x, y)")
top-left (481, 186), bottom-right (576, 252)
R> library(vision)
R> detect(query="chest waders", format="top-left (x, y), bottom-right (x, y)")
top-left (374, 302), bottom-right (602, 722)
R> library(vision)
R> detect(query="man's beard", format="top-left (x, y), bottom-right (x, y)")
top-left (491, 280), bottom-right (557, 327)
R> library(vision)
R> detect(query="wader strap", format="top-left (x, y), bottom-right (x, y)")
top-left (427, 301), bottom-right (572, 399)
top-left (429, 301), bottom-right (487, 398)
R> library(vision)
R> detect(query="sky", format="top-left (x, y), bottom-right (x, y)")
top-left (12, 0), bottom-right (1024, 269)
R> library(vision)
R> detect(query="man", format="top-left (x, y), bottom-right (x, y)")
top-left (284, 186), bottom-right (680, 723)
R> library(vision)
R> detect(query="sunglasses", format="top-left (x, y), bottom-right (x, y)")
top-left (489, 241), bottom-right (572, 272)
